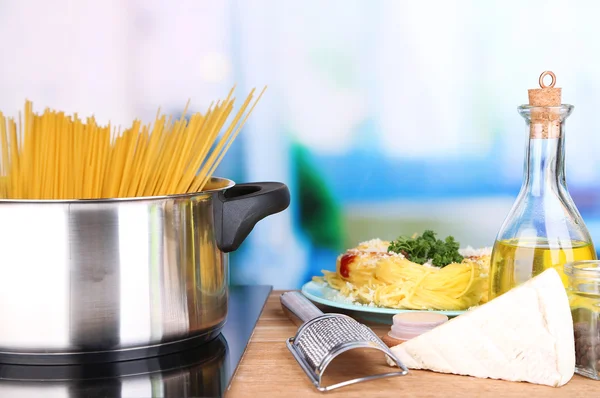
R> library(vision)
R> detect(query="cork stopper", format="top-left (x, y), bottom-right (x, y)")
top-left (527, 71), bottom-right (562, 139)
top-left (528, 71), bottom-right (561, 106)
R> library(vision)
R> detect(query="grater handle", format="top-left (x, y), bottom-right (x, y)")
top-left (281, 291), bottom-right (324, 325)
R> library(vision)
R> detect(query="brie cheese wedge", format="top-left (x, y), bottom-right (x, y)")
top-left (388, 268), bottom-right (575, 387)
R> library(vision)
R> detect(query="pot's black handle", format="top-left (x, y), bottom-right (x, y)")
top-left (213, 182), bottom-right (290, 253)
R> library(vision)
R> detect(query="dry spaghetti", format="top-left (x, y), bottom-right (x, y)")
top-left (313, 239), bottom-right (491, 311)
top-left (0, 86), bottom-right (265, 200)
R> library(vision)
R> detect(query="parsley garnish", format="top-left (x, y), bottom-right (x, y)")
top-left (388, 230), bottom-right (463, 268)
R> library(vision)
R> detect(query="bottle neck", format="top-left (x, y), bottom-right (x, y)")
top-left (518, 105), bottom-right (572, 197)
top-left (523, 133), bottom-right (566, 196)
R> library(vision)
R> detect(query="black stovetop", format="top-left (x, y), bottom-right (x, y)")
top-left (0, 285), bottom-right (272, 398)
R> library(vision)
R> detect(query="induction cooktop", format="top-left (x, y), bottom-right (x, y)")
top-left (0, 285), bottom-right (272, 398)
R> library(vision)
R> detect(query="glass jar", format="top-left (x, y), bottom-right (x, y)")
top-left (565, 260), bottom-right (600, 380)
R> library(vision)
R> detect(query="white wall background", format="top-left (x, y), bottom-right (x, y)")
top-left (2, 0), bottom-right (600, 287)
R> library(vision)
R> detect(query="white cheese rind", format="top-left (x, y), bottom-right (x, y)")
top-left (388, 268), bottom-right (575, 387)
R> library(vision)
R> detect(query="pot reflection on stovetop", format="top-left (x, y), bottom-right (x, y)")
top-left (0, 334), bottom-right (229, 398)
top-left (0, 285), bottom-right (272, 398)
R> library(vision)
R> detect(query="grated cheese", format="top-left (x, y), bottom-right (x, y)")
top-left (459, 246), bottom-right (492, 257)
top-left (356, 238), bottom-right (391, 252)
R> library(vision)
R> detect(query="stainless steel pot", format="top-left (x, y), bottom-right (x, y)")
top-left (0, 178), bottom-right (289, 364)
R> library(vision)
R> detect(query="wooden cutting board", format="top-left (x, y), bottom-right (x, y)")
top-left (226, 291), bottom-right (597, 397)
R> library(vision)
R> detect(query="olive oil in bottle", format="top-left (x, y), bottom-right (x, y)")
top-left (490, 238), bottom-right (595, 296)
top-left (489, 71), bottom-right (597, 300)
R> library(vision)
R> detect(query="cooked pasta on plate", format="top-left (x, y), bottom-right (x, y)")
top-left (311, 230), bottom-right (491, 312)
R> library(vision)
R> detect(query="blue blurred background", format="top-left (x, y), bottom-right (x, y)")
top-left (2, 0), bottom-right (600, 288)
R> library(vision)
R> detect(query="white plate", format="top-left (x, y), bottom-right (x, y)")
top-left (301, 281), bottom-right (466, 323)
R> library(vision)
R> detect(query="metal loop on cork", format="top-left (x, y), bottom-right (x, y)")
top-left (539, 71), bottom-right (556, 89)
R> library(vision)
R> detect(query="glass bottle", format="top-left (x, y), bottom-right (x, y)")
top-left (489, 72), bottom-right (596, 300)
top-left (565, 260), bottom-right (600, 380)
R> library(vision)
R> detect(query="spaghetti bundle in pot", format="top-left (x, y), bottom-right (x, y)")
top-left (0, 86), bottom-right (265, 200)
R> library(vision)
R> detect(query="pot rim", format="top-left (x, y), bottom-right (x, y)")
top-left (0, 177), bottom-right (235, 204)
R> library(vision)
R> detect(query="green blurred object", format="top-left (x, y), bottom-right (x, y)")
top-left (292, 141), bottom-right (345, 251)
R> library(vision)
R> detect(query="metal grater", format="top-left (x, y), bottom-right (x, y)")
top-left (281, 292), bottom-right (408, 392)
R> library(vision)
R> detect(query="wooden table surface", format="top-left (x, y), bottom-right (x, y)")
top-left (227, 291), bottom-right (597, 397)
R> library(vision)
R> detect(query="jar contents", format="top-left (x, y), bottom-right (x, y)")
top-left (572, 309), bottom-right (600, 380)
top-left (383, 312), bottom-right (448, 347)
top-left (565, 260), bottom-right (600, 380)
